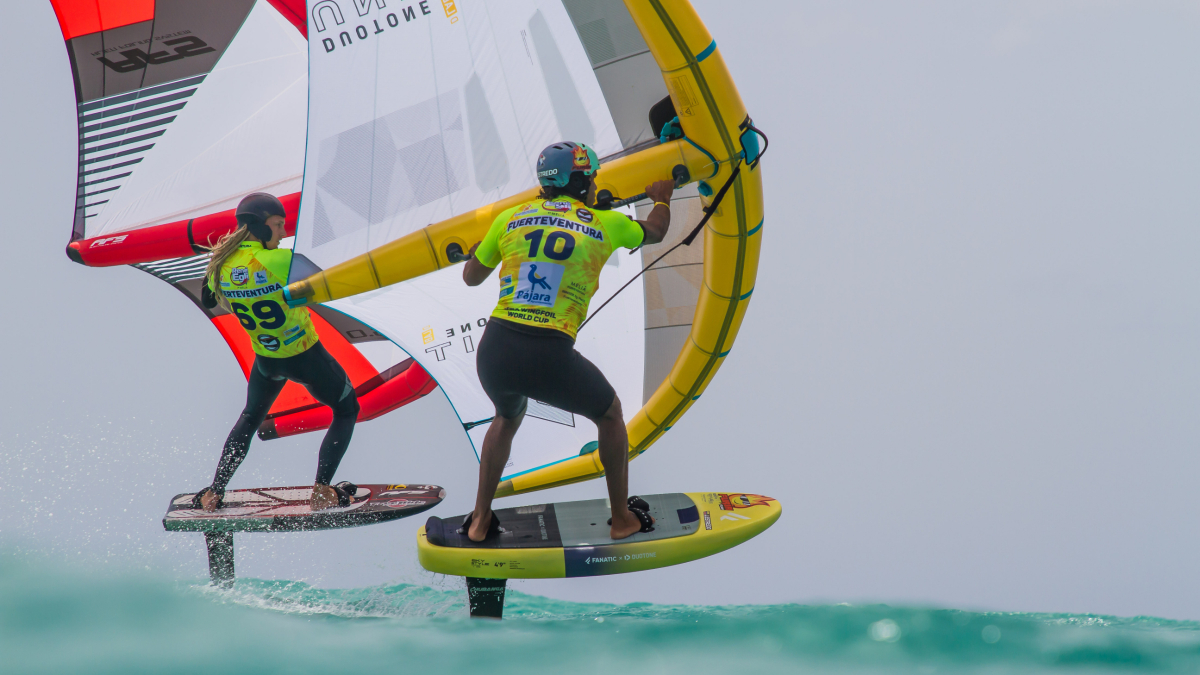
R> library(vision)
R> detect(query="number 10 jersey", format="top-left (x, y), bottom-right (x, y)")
top-left (474, 197), bottom-right (644, 340)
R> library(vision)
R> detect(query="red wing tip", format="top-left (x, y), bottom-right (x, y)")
top-left (65, 242), bottom-right (86, 265)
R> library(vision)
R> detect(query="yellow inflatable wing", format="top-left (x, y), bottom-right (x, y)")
top-left (286, 0), bottom-right (764, 497)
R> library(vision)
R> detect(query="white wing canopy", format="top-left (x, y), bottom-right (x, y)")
top-left (297, 0), bottom-right (653, 479)
top-left (77, 0), bottom-right (308, 239)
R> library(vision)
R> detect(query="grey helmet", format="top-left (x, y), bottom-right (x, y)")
top-left (536, 141), bottom-right (599, 188)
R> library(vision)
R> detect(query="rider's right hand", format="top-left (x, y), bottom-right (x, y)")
top-left (644, 179), bottom-right (675, 204)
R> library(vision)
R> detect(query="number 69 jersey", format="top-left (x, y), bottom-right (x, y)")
top-left (474, 197), bottom-right (645, 340)
top-left (208, 241), bottom-right (318, 358)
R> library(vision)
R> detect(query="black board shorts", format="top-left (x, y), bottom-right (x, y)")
top-left (476, 318), bottom-right (617, 422)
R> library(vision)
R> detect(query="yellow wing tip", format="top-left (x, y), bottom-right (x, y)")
top-left (494, 480), bottom-right (515, 498)
top-left (286, 278), bottom-right (325, 304)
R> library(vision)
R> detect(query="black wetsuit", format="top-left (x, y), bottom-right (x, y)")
top-left (210, 341), bottom-right (359, 493)
top-left (475, 318), bottom-right (616, 422)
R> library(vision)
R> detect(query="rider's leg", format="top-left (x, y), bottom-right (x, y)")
top-left (468, 407), bottom-right (525, 542)
top-left (591, 395), bottom-right (645, 540)
top-left (211, 358), bottom-right (287, 495)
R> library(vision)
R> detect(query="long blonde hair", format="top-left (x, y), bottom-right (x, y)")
top-left (203, 226), bottom-right (251, 311)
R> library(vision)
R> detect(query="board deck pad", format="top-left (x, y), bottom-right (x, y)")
top-left (425, 493), bottom-right (700, 549)
top-left (163, 484), bottom-right (444, 533)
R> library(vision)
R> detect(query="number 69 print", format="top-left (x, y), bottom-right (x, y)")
top-left (230, 300), bottom-right (286, 330)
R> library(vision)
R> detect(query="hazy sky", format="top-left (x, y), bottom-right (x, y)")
top-left (1, 1), bottom-right (1198, 619)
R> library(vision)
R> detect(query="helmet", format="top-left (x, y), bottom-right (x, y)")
top-left (235, 192), bottom-right (286, 241)
top-left (536, 142), bottom-right (598, 188)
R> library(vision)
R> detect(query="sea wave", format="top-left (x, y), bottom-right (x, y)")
top-left (3, 553), bottom-right (1198, 674)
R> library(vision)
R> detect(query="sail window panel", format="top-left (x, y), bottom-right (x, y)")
top-left (79, 171), bottom-right (132, 187)
top-left (77, 75), bottom-right (205, 113)
top-left (80, 117), bottom-right (176, 146)
top-left (78, 89), bottom-right (197, 124)
top-left (560, 0), bottom-right (649, 68)
top-left (642, 324), bottom-right (691, 405)
top-left (592, 52), bottom-right (669, 150)
top-left (81, 131), bottom-right (167, 155)
top-left (636, 193), bottom-right (705, 268)
top-left (80, 145), bottom-right (156, 167)
top-left (65, 22), bottom-right (154, 103)
top-left (128, 0), bottom-right (256, 89)
top-left (643, 265), bottom-right (703, 330)
top-left (63, 0), bottom-right (254, 103)
top-left (638, 194), bottom-right (706, 404)
top-left (79, 103), bottom-right (188, 135)
top-left (134, 254), bottom-right (221, 314)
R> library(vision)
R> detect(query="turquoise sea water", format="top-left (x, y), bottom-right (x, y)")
top-left (3, 554), bottom-right (1199, 674)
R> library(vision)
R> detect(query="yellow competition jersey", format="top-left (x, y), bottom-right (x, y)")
top-left (209, 241), bottom-right (318, 358)
top-left (475, 197), bottom-right (644, 339)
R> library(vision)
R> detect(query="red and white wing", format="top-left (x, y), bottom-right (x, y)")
top-left (50, 0), bottom-right (435, 438)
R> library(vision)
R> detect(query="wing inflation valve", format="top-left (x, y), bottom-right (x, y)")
top-left (446, 242), bottom-right (470, 263)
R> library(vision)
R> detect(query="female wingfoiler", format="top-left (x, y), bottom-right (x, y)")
top-left (193, 193), bottom-right (360, 512)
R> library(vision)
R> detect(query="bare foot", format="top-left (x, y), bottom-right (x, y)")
top-left (311, 484), bottom-right (339, 510)
top-left (609, 507), bottom-right (653, 540)
top-left (199, 489), bottom-right (221, 513)
top-left (467, 510), bottom-right (493, 543)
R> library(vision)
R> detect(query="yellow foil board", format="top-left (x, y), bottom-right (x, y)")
top-left (417, 492), bottom-right (780, 579)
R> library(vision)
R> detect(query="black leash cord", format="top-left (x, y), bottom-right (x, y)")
top-left (578, 160), bottom-right (744, 332)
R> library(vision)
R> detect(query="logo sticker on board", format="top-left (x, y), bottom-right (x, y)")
top-left (513, 262), bottom-right (564, 307)
top-left (717, 494), bottom-right (775, 510)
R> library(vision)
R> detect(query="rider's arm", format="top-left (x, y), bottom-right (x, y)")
top-left (463, 208), bottom-right (510, 286)
top-left (201, 278), bottom-right (219, 309)
top-left (636, 180), bottom-right (675, 246)
top-left (463, 245), bottom-right (496, 286)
